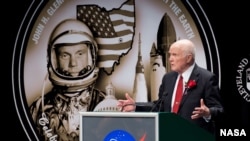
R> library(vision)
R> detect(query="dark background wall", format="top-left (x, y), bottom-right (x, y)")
top-left (7, 0), bottom-right (250, 141)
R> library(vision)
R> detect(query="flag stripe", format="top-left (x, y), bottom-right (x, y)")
top-left (109, 9), bottom-right (135, 18)
top-left (96, 34), bottom-right (133, 49)
top-left (98, 48), bottom-right (131, 55)
top-left (98, 55), bottom-right (120, 61)
top-left (97, 41), bottom-right (132, 51)
top-left (98, 60), bottom-right (119, 68)
top-left (114, 24), bottom-right (133, 34)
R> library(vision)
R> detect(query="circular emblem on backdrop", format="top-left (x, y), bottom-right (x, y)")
top-left (12, 0), bottom-right (221, 140)
top-left (104, 130), bottom-right (135, 141)
top-left (235, 54), bottom-right (250, 102)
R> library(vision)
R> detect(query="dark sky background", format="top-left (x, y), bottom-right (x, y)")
top-left (7, 0), bottom-right (249, 141)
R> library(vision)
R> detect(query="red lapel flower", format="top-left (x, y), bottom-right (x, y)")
top-left (186, 80), bottom-right (197, 89)
top-left (184, 80), bottom-right (196, 95)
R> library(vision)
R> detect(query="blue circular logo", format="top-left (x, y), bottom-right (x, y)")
top-left (104, 129), bottom-right (135, 141)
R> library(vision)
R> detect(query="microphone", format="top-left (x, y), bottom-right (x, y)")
top-left (150, 92), bottom-right (168, 112)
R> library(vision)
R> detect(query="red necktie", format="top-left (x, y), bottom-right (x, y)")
top-left (172, 75), bottom-right (183, 113)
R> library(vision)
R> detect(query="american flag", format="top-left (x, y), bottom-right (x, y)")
top-left (77, 0), bottom-right (135, 75)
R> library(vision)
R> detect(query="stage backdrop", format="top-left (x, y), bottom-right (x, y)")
top-left (9, 0), bottom-right (249, 141)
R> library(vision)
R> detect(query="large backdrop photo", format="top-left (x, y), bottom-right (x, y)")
top-left (8, 0), bottom-right (249, 141)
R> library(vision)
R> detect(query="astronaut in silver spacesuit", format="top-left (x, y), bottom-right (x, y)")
top-left (29, 19), bottom-right (105, 141)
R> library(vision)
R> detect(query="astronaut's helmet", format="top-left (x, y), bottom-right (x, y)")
top-left (47, 19), bottom-right (98, 90)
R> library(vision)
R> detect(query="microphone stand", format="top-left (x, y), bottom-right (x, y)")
top-left (150, 92), bottom-right (167, 112)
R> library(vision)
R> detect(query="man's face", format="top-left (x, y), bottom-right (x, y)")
top-left (168, 46), bottom-right (188, 74)
top-left (57, 44), bottom-right (89, 77)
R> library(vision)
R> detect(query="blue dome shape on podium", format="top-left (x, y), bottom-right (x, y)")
top-left (104, 129), bottom-right (136, 141)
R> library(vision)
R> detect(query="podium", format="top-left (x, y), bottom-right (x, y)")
top-left (79, 112), bottom-right (215, 141)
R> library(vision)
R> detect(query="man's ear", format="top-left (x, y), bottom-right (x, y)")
top-left (186, 54), bottom-right (193, 63)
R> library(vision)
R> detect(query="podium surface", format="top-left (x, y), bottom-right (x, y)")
top-left (79, 112), bottom-right (215, 141)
